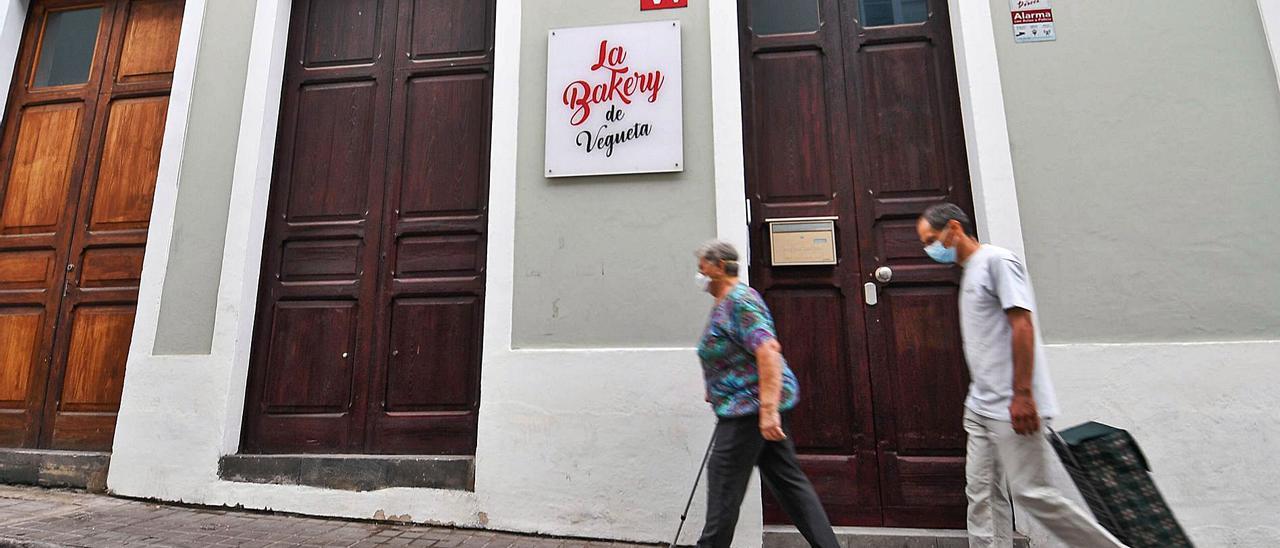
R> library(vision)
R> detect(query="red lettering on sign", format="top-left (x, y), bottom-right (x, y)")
top-left (562, 40), bottom-right (665, 126)
top-left (640, 0), bottom-right (687, 11)
top-left (1012, 9), bottom-right (1054, 24)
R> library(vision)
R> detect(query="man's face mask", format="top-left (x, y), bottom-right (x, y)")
top-left (924, 227), bottom-right (957, 264)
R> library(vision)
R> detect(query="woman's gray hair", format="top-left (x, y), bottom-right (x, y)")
top-left (695, 239), bottom-right (741, 276)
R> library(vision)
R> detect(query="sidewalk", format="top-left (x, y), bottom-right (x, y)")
top-left (0, 486), bottom-right (657, 548)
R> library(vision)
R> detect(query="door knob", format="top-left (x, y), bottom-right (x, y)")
top-left (874, 266), bottom-right (893, 283)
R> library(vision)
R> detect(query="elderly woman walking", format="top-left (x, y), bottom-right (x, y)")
top-left (693, 240), bottom-right (839, 548)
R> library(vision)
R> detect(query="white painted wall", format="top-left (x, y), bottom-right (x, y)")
top-left (1045, 341), bottom-right (1280, 548)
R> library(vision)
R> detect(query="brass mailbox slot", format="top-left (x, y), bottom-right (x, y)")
top-left (767, 217), bottom-right (837, 266)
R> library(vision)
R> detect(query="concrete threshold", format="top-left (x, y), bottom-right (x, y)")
top-left (218, 453), bottom-right (475, 492)
top-left (0, 449), bottom-right (109, 493)
top-left (764, 525), bottom-right (1031, 547)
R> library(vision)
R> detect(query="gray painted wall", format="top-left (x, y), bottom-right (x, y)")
top-left (991, 0), bottom-right (1280, 343)
top-left (512, 1), bottom-right (717, 348)
top-left (152, 0), bottom-right (255, 354)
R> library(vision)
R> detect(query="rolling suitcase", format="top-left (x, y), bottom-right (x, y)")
top-left (1049, 421), bottom-right (1194, 548)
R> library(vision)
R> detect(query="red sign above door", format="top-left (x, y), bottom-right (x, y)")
top-left (640, 0), bottom-right (686, 11)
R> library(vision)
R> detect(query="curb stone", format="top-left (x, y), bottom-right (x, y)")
top-left (0, 538), bottom-right (66, 548)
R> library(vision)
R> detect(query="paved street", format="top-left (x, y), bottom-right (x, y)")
top-left (0, 486), bottom-right (656, 548)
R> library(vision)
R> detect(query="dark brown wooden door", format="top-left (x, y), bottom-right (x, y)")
top-left (739, 0), bottom-right (973, 527)
top-left (241, 0), bottom-right (493, 455)
top-left (0, 0), bottom-right (183, 451)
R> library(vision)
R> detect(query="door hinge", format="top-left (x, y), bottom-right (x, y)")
top-left (745, 198), bottom-right (752, 225)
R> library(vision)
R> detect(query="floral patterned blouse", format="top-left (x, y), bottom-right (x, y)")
top-left (697, 283), bottom-right (800, 418)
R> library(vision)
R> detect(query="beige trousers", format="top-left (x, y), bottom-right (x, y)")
top-left (963, 409), bottom-right (1128, 548)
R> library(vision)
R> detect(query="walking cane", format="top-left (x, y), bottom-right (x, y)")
top-left (670, 430), bottom-right (717, 548)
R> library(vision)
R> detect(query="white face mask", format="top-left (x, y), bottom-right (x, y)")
top-left (695, 272), bottom-right (712, 293)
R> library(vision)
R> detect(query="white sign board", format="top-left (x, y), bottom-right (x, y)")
top-left (544, 21), bottom-right (683, 178)
top-left (1010, 0), bottom-right (1056, 43)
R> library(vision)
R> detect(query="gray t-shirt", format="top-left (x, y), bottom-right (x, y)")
top-left (959, 245), bottom-right (1060, 421)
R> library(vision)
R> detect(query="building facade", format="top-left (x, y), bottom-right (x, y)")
top-left (0, 0), bottom-right (1276, 546)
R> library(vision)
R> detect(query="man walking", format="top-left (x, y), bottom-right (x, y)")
top-left (916, 203), bottom-right (1126, 548)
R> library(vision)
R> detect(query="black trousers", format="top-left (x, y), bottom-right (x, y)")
top-left (697, 414), bottom-right (840, 548)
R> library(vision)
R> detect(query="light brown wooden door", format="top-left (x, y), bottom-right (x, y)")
top-left (739, 0), bottom-right (973, 527)
top-left (0, 0), bottom-right (184, 450)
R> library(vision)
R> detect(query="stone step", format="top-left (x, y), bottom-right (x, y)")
top-left (218, 453), bottom-right (475, 492)
top-left (764, 525), bottom-right (1030, 548)
top-left (0, 448), bottom-right (110, 493)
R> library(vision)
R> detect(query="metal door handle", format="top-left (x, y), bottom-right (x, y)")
top-left (874, 266), bottom-right (893, 283)
top-left (863, 282), bottom-right (878, 306)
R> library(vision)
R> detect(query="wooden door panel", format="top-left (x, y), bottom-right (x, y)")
top-left (0, 310), bottom-right (43, 406)
top-left (859, 42), bottom-right (949, 194)
top-left (88, 96), bottom-right (167, 228)
top-left (397, 74), bottom-right (487, 214)
top-left (280, 239), bottom-right (363, 281)
top-left (384, 298), bottom-right (479, 412)
top-left (406, 0), bottom-right (489, 60)
top-left (285, 82), bottom-right (378, 221)
top-left (262, 302), bottom-right (357, 413)
top-left (769, 455), bottom-right (882, 525)
top-left (0, 308), bottom-right (44, 446)
top-left (765, 289), bottom-right (854, 451)
top-left (78, 247), bottom-right (144, 288)
top-left (301, 0), bottom-right (384, 66)
top-left (396, 235), bottom-right (480, 276)
top-left (45, 302), bottom-right (134, 450)
top-left (749, 52), bottom-right (833, 205)
top-left (55, 304), bottom-right (132, 412)
top-left (114, 0), bottom-right (183, 83)
top-left (0, 251), bottom-right (56, 289)
top-left (881, 288), bottom-right (968, 450)
top-left (878, 454), bottom-right (967, 528)
top-left (0, 104), bottom-right (83, 234)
